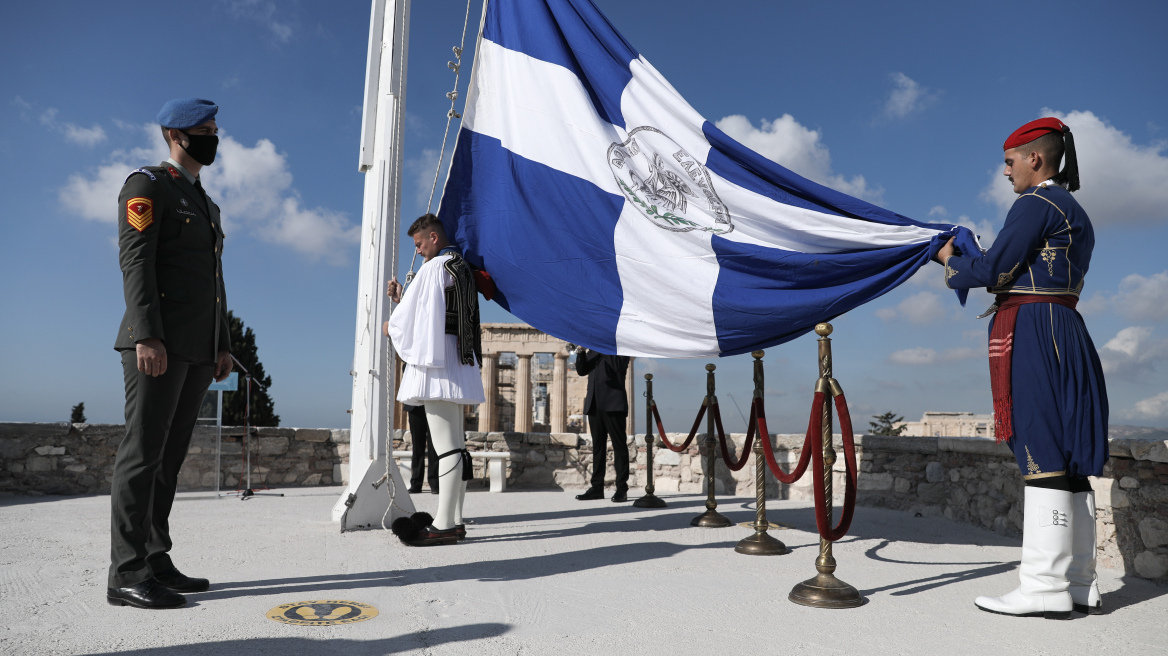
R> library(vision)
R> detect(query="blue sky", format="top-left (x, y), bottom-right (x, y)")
top-left (2, 0), bottom-right (1167, 433)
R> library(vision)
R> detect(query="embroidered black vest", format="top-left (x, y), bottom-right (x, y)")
top-left (440, 249), bottom-right (482, 367)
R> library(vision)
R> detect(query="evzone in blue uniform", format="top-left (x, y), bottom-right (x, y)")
top-left (938, 117), bottom-right (1107, 619)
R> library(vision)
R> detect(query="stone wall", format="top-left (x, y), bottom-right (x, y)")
top-left (4, 421), bottom-right (1166, 583)
top-left (0, 422), bottom-right (349, 496)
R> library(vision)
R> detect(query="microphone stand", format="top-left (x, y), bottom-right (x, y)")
top-left (224, 354), bottom-right (284, 500)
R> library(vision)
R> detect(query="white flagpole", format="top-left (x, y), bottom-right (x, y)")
top-left (333, 0), bottom-right (415, 528)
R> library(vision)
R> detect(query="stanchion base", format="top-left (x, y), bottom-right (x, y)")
top-left (632, 493), bottom-right (667, 509)
top-left (735, 530), bottom-right (788, 555)
top-left (788, 573), bottom-right (864, 609)
top-left (690, 509), bottom-right (734, 528)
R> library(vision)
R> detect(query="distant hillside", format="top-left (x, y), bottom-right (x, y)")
top-left (1109, 425), bottom-right (1168, 441)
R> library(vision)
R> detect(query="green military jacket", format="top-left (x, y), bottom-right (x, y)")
top-left (114, 162), bottom-right (230, 363)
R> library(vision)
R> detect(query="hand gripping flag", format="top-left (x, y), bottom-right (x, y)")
top-left (438, 0), bottom-right (979, 358)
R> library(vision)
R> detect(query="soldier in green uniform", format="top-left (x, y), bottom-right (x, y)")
top-left (107, 98), bottom-right (233, 609)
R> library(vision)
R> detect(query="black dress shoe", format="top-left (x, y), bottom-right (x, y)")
top-left (408, 484), bottom-right (423, 494)
top-left (575, 487), bottom-right (604, 500)
top-left (406, 525), bottom-right (460, 546)
top-left (611, 488), bottom-right (629, 503)
top-left (107, 579), bottom-right (186, 609)
top-left (154, 568), bottom-right (210, 593)
top-left (1074, 602), bottom-right (1104, 615)
top-left (455, 524), bottom-right (467, 541)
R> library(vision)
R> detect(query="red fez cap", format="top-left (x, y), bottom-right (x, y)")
top-left (1003, 117), bottom-right (1067, 151)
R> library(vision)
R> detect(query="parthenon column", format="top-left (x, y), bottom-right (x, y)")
top-left (515, 354), bottom-right (533, 433)
top-left (478, 353), bottom-right (498, 432)
top-left (550, 353), bottom-right (567, 433)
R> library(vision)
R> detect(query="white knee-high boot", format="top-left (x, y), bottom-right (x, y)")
top-left (424, 401), bottom-right (465, 531)
top-left (1068, 490), bottom-right (1102, 614)
top-left (975, 486), bottom-right (1074, 619)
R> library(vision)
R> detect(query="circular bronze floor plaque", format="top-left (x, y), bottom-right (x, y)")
top-left (266, 600), bottom-right (378, 626)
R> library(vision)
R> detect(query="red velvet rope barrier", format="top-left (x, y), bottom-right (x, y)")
top-left (711, 402), bottom-right (754, 471)
top-left (652, 401), bottom-right (705, 453)
top-left (810, 392), bottom-right (859, 542)
top-left (754, 396), bottom-right (815, 485)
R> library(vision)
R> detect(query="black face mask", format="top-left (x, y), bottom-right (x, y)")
top-left (180, 131), bottom-right (219, 166)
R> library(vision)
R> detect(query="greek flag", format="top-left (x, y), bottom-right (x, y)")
top-left (438, 0), bottom-right (978, 357)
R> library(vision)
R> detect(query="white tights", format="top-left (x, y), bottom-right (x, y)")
top-left (423, 400), bottom-right (468, 530)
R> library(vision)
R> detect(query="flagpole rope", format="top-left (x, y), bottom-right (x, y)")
top-left (425, 0), bottom-right (473, 214)
top-left (404, 0), bottom-right (475, 287)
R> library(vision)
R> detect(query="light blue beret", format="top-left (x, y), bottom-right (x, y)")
top-left (156, 98), bottom-right (218, 129)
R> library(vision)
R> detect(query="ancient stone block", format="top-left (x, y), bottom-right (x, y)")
top-left (525, 450), bottom-right (546, 464)
top-left (550, 433), bottom-right (579, 447)
top-left (1141, 485), bottom-right (1168, 504)
top-left (894, 477), bottom-right (912, 494)
top-left (303, 473), bottom-right (323, 486)
top-left (25, 456), bottom-right (52, 472)
top-left (656, 449), bottom-right (681, 466)
top-left (34, 446), bottom-right (66, 456)
top-left (1120, 476), bottom-right (1140, 489)
top-left (64, 464), bottom-right (87, 473)
top-left (925, 461), bottom-right (945, 483)
top-left (858, 472), bottom-right (893, 491)
top-left (1138, 516), bottom-right (1168, 548)
top-left (1134, 551), bottom-right (1168, 579)
top-left (258, 436), bottom-right (289, 455)
top-left (330, 429), bottom-right (350, 443)
top-left (295, 429), bottom-right (330, 443)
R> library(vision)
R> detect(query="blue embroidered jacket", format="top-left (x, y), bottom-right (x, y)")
top-left (945, 182), bottom-right (1093, 296)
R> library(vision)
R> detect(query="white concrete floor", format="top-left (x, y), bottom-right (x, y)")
top-left (1, 486), bottom-right (1165, 655)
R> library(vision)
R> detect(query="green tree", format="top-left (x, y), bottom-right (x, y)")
top-left (869, 411), bottom-right (906, 436)
top-left (70, 402), bottom-right (86, 423)
top-left (221, 311), bottom-right (279, 427)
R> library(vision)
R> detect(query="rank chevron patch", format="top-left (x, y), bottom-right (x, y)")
top-left (126, 197), bottom-right (154, 232)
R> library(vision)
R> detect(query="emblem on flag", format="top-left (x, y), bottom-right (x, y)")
top-left (126, 197), bottom-right (153, 232)
top-left (608, 126), bottom-right (730, 234)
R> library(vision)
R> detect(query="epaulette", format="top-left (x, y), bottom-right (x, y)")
top-left (124, 167), bottom-right (158, 184)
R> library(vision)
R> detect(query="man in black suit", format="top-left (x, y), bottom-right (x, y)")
top-left (573, 347), bottom-right (631, 502)
top-left (107, 98), bottom-right (232, 610)
top-left (404, 404), bottom-right (440, 494)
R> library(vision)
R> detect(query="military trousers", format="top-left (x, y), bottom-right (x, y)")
top-left (109, 349), bottom-right (213, 588)
top-left (588, 411), bottom-right (629, 489)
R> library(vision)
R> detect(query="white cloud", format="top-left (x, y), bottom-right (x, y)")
top-left (31, 105), bottom-right (107, 146)
top-left (1098, 326), bottom-right (1168, 380)
top-left (222, 0), bottom-right (293, 42)
top-left (1116, 271), bottom-right (1168, 322)
top-left (1134, 390), bottom-right (1168, 419)
top-left (883, 72), bottom-right (937, 119)
top-left (928, 205), bottom-right (948, 217)
top-left (714, 114), bottom-right (882, 201)
top-left (59, 124), bottom-right (356, 264)
top-left (1076, 291), bottom-right (1110, 316)
top-left (983, 110), bottom-right (1168, 225)
top-left (876, 291), bottom-right (948, 324)
top-left (887, 346), bottom-right (982, 365)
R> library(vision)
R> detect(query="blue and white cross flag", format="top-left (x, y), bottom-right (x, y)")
top-left (438, 0), bottom-right (980, 358)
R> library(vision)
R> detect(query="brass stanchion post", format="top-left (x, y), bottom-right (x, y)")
top-left (633, 373), bottom-right (667, 508)
top-left (789, 323), bottom-right (863, 608)
top-left (736, 351), bottom-right (787, 555)
top-left (691, 364), bottom-right (733, 527)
